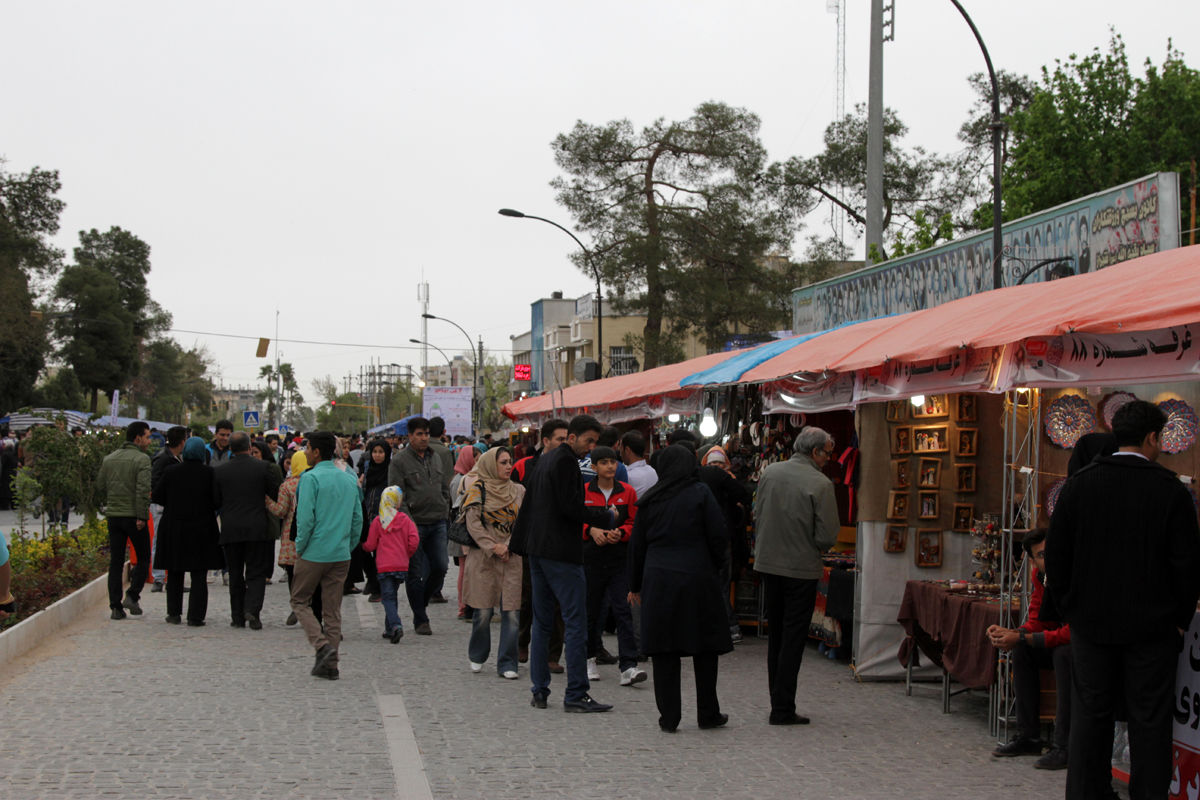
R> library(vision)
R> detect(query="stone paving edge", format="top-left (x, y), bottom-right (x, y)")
top-left (0, 572), bottom-right (107, 668)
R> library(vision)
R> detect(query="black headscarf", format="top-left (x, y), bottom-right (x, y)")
top-left (636, 444), bottom-right (699, 511)
top-left (1067, 432), bottom-right (1117, 476)
top-left (363, 438), bottom-right (392, 491)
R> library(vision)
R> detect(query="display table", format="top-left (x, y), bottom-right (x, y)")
top-left (897, 580), bottom-right (1009, 712)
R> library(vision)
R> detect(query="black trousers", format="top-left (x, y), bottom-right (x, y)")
top-left (166, 569), bottom-right (209, 623)
top-left (761, 573), bottom-right (817, 720)
top-left (651, 652), bottom-right (721, 729)
top-left (283, 564), bottom-right (322, 620)
top-left (585, 558), bottom-right (637, 668)
top-left (1012, 640), bottom-right (1072, 747)
top-left (1067, 631), bottom-right (1178, 800)
top-left (223, 540), bottom-right (274, 622)
top-left (107, 517), bottom-right (150, 609)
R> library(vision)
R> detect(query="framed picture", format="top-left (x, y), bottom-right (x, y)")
top-left (917, 457), bottom-right (941, 489)
top-left (917, 491), bottom-right (939, 520)
top-left (912, 394), bottom-right (949, 419)
top-left (956, 428), bottom-right (979, 457)
top-left (913, 425), bottom-right (949, 453)
top-left (884, 526), bottom-right (908, 553)
top-left (955, 463), bottom-right (977, 493)
top-left (952, 503), bottom-right (974, 532)
top-left (916, 530), bottom-right (943, 568)
top-left (892, 426), bottom-right (912, 455)
top-left (892, 459), bottom-right (911, 488)
top-left (888, 490), bottom-right (909, 520)
top-left (886, 400), bottom-right (907, 422)
top-left (955, 394), bottom-right (978, 423)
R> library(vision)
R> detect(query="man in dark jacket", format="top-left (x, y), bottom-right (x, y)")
top-left (425, 416), bottom-right (455, 603)
top-left (510, 414), bottom-right (615, 712)
top-left (149, 425), bottom-right (189, 592)
top-left (97, 421), bottom-right (153, 620)
top-left (1047, 400), bottom-right (1200, 800)
top-left (213, 432), bottom-right (282, 629)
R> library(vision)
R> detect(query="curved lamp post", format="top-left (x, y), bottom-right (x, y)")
top-left (408, 339), bottom-right (454, 379)
top-left (421, 314), bottom-right (480, 433)
top-left (498, 208), bottom-right (603, 375)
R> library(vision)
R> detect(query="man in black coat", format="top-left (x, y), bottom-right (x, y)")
top-left (149, 425), bottom-right (189, 592)
top-left (1047, 400), bottom-right (1200, 800)
top-left (213, 432), bottom-right (283, 629)
top-left (511, 414), bottom-right (615, 713)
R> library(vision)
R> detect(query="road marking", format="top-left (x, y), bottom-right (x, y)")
top-left (357, 592), bottom-right (377, 630)
top-left (378, 693), bottom-right (434, 800)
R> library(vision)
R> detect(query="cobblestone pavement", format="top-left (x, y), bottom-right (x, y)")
top-left (0, 559), bottom-right (1101, 800)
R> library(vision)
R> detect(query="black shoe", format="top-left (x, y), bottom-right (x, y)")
top-left (1034, 747), bottom-right (1068, 770)
top-left (659, 718), bottom-right (679, 733)
top-left (246, 613), bottom-right (263, 630)
top-left (530, 692), bottom-right (548, 709)
top-left (186, 620), bottom-right (205, 627)
top-left (993, 737), bottom-right (1043, 758)
top-left (151, 581), bottom-right (164, 593)
top-left (368, 593), bottom-right (381, 603)
top-left (230, 619), bottom-right (246, 629)
top-left (595, 646), bottom-right (618, 665)
top-left (769, 713), bottom-right (810, 726)
top-left (429, 592), bottom-right (447, 604)
top-left (563, 694), bottom-right (613, 713)
top-left (699, 713), bottom-right (729, 730)
top-left (286, 612), bottom-right (298, 626)
top-left (415, 622), bottom-right (432, 635)
top-left (122, 594), bottom-right (143, 615)
top-left (390, 628), bottom-right (404, 644)
top-left (165, 615), bottom-right (182, 625)
top-left (344, 586), bottom-right (363, 595)
top-left (313, 664), bottom-right (340, 681)
top-left (110, 607), bottom-right (127, 620)
top-left (311, 644), bottom-right (336, 676)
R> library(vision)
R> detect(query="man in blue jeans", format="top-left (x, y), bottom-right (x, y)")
top-left (511, 414), bottom-right (616, 712)
top-left (387, 417), bottom-right (451, 635)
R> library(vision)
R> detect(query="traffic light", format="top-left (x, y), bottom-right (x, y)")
top-left (330, 400), bottom-right (338, 408)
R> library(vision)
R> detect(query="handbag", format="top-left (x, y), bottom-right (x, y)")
top-left (447, 482), bottom-right (484, 548)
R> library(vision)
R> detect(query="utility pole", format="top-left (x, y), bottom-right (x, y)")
top-left (477, 335), bottom-right (485, 433)
top-left (865, 0), bottom-right (894, 262)
top-left (418, 279), bottom-right (429, 385)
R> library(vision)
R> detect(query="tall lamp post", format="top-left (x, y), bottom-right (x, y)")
top-left (949, 0), bottom-right (1004, 290)
top-left (408, 339), bottom-right (456, 383)
top-left (421, 314), bottom-right (480, 434)
top-left (498, 208), bottom-right (603, 376)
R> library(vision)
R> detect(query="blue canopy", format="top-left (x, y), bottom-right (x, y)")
top-left (368, 414), bottom-right (421, 436)
top-left (680, 330), bottom-right (833, 387)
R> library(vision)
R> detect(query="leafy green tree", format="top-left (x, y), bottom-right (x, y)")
top-left (258, 362), bottom-right (304, 427)
top-left (478, 355), bottom-right (514, 433)
top-left (24, 423), bottom-right (121, 525)
top-left (552, 102), bottom-right (797, 369)
top-left (53, 265), bottom-right (136, 413)
top-left (31, 366), bottom-right (86, 411)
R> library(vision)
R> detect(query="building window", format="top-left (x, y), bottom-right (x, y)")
top-left (609, 346), bottom-right (638, 376)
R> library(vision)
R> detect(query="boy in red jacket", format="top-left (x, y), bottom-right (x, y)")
top-left (365, 486), bottom-right (421, 643)
top-left (582, 446), bottom-right (647, 687)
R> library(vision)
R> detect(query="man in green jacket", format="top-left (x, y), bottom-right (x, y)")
top-left (753, 426), bottom-right (840, 725)
top-left (291, 431), bottom-right (363, 680)
top-left (97, 421), bottom-right (153, 620)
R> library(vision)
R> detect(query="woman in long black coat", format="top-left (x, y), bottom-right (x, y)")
top-left (628, 445), bottom-right (733, 733)
top-left (152, 437), bottom-right (223, 626)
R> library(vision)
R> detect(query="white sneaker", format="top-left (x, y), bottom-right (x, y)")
top-left (469, 661), bottom-right (483, 673)
top-left (587, 657), bottom-right (600, 681)
top-left (501, 670), bottom-right (519, 680)
top-left (620, 666), bottom-right (648, 686)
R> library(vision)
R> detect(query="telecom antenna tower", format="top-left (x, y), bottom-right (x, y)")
top-left (828, 0), bottom-right (846, 244)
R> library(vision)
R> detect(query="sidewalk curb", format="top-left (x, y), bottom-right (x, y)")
top-left (0, 573), bottom-right (108, 668)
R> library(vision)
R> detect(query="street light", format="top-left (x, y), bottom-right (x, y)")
top-left (421, 314), bottom-right (480, 433)
top-left (408, 339), bottom-right (455, 382)
top-left (498, 208), bottom-right (603, 376)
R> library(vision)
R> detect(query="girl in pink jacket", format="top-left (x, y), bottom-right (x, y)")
top-left (364, 486), bottom-right (420, 643)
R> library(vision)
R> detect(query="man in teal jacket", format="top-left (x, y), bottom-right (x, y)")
top-left (291, 430), bottom-right (363, 680)
top-left (97, 421), bottom-right (152, 620)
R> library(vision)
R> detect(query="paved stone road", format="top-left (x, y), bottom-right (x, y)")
top-left (0, 559), bottom-right (1108, 799)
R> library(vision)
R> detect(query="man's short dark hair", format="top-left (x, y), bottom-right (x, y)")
top-left (429, 416), bottom-right (446, 437)
top-left (229, 431), bottom-right (251, 453)
top-left (568, 414), bottom-right (603, 437)
top-left (591, 446), bottom-right (619, 464)
top-left (408, 417), bottom-right (430, 434)
top-left (1112, 400), bottom-right (1168, 448)
top-left (166, 425), bottom-right (189, 448)
top-left (1022, 528), bottom-right (1048, 557)
top-left (308, 431), bottom-right (337, 462)
top-left (214, 419), bottom-right (234, 433)
top-left (265, 433), bottom-right (280, 445)
top-left (541, 418), bottom-right (568, 441)
top-left (125, 421), bottom-right (150, 441)
top-left (598, 425), bottom-right (621, 448)
top-left (620, 430), bottom-right (647, 457)
top-left (667, 428), bottom-right (697, 446)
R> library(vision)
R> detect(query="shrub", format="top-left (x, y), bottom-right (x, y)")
top-left (1, 519), bottom-right (109, 631)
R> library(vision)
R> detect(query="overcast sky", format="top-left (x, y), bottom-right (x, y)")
top-left (3, 1), bottom-right (1195, 405)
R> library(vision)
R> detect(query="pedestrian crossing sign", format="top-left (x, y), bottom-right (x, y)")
top-left (243, 410), bottom-right (260, 429)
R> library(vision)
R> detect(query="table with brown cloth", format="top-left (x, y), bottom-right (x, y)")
top-left (897, 579), bottom-right (1006, 690)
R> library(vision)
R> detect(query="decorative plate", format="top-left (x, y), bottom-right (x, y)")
top-left (1158, 398), bottom-right (1198, 454)
top-left (1099, 391), bottom-right (1138, 431)
top-left (1044, 394), bottom-right (1097, 449)
top-left (1045, 477), bottom-right (1066, 518)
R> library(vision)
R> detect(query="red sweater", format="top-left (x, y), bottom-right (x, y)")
top-left (1021, 567), bottom-right (1071, 648)
top-left (364, 512), bottom-right (420, 573)
top-left (581, 478), bottom-right (637, 543)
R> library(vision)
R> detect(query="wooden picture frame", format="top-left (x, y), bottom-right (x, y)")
top-left (917, 491), bottom-right (939, 520)
top-left (884, 526), bottom-right (908, 553)
top-left (955, 393), bottom-right (978, 423)
top-left (913, 425), bottom-right (949, 453)
top-left (892, 459), bottom-right (911, 489)
top-left (917, 457), bottom-right (941, 489)
top-left (955, 463), bottom-right (977, 493)
top-left (952, 503), bottom-right (974, 532)
top-left (916, 529), bottom-right (943, 568)
top-left (956, 428), bottom-right (979, 457)
top-left (892, 426), bottom-right (912, 455)
top-left (886, 400), bottom-right (907, 422)
top-left (912, 394), bottom-right (949, 419)
top-left (888, 490), bottom-right (909, 520)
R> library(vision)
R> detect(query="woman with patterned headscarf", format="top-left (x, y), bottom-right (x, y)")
top-left (152, 437), bottom-right (223, 626)
top-left (267, 449), bottom-right (321, 625)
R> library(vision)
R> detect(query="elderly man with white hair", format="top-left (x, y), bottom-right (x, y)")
top-left (752, 426), bottom-right (840, 726)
